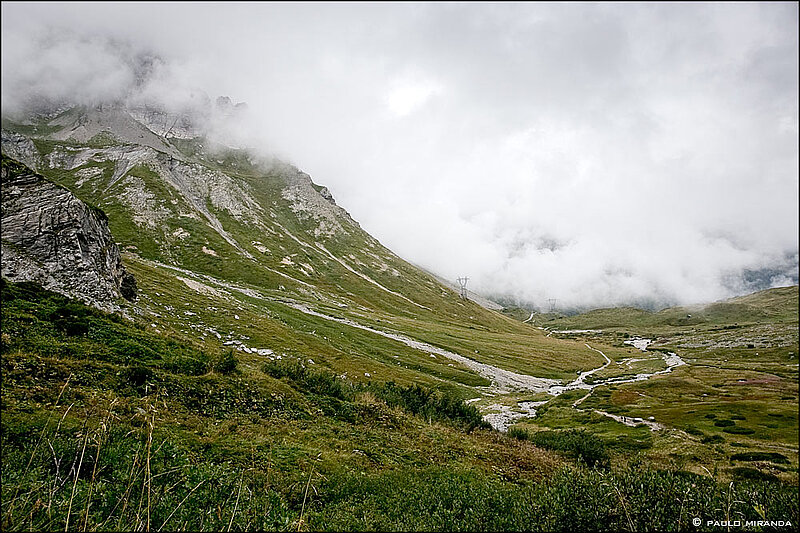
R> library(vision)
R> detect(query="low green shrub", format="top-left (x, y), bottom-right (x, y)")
top-left (731, 452), bottom-right (789, 464)
top-left (124, 365), bottom-right (153, 387)
top-left (309, 464), bottom-right (799, 531)
top-left (723, 426), bottom-right (755, 435)
top-left (369, 381), bottom-right (489, 431)
top-left (263, 360), bottom-right (351, 400)
top-left (507, 427), bottom-right (530, 441)
top-left (528, 429), bottom-right (609, 467)
top-left (262, 360), bottom-right (489, 430)
top-left (214, 349), bottom-right (239, 375)
top-left (731, 467), bottom-right (779, 482)
top-left (164, 355), bottom-right (210, 376)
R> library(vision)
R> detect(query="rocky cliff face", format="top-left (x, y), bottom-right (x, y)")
top-left (1, 156), bottom-right (136, 310)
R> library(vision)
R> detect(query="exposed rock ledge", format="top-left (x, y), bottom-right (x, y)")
top-left (1, 155), bottom-right (136, 311)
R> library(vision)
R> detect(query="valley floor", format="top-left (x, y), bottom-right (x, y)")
top-left (2, 280), bottom-right (798, 531)
top-left (121, 254), bottom-right (799, 489)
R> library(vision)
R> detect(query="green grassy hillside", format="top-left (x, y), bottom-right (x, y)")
top-left (512, 285), bottom-right (799, 489)
top-left (543, 286), bottom-right (798, 331)
top-left (2, 107), bottom-right (798, 530)
top-left (3, 280), bottom-right (797, 531)
top-left (3, 109), bottom-right (633, 395)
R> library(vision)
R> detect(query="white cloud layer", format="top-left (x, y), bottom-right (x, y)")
top-left (2, 2), bottom-right (797, 309)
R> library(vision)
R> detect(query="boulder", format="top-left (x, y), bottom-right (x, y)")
top-left (1, 155), bottom-right (136, 310)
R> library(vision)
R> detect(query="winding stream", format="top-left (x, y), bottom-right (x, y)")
top-left (286, 302), bottom-right (561, 394)
top-left (283, 303), bottom-right (686, 431)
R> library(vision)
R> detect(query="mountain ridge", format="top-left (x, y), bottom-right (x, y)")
top-left (1, 105), bottom-right (450, 313)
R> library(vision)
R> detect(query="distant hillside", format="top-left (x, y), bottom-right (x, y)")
top-left (543, 285), bottom-right (798, 330)
top-left (725, 285), bottom-right (799, 321)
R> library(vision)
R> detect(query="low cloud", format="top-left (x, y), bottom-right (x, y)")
top-left (2, 3), bottom-right (797, 309)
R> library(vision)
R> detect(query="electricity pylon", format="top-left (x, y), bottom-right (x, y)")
top-left (457, 277), bottom-right (469, 300)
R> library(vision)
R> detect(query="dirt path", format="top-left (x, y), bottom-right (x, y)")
top-left (572, 390), bottom-right (593, 408)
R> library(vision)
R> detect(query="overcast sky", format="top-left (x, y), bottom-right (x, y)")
top-left (2, 2), bottom-right (798, 309)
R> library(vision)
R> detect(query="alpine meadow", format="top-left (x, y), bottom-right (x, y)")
top-left (1, 3), bottom-right (797, 532)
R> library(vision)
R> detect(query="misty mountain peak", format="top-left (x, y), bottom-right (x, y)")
top-left (214, 95), bottom-right (249, 117)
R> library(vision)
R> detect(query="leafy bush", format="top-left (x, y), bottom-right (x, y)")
top-left (112, 338), bottom-right (160, 362)
top-left (507, 427), bottom-right (530, 441)
top-left (369, 382), bottom-right (489, 431)
top-left (701, 434), bottom-right (724, 444)
top-left (731, 467), bottom-right (779, 482)
top-left (311, 467), bottom-right (524, 531)
top-left (54, 317), bottom-right (89, 336)
top-left (263, 360), bottom-right (351, 400)
top-left (119, 272), bottom-right (138, 301)
top-left (164, 355), bottom-right (210, 376)
top-left (262, 361), bottom-right (488, 430)
top-left (310, 463), bottom-right (799, 531)
top-left (47, 302), bottom-right (91, 336)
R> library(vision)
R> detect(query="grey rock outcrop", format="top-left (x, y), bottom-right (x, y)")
top-left (0, 130), bottom-right (40, 171)
top-left (1, 156), bottom-right (136, 310)
top-left (279, 164), bottom-right (360, 238)
top-left (49, 104), bottom-right (183, 159)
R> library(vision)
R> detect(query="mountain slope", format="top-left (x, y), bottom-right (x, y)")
top-left (2, 106), bottom-right (492, 317)
top-left (5, 278), bottom-right (794, 531)
top-left (1, 105), bottom-right (617, 395)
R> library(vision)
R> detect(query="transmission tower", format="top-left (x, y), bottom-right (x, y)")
top-left (547, 298), bottom-right (557, 313)
top-left (456, 277), bottom-right (469, 300)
